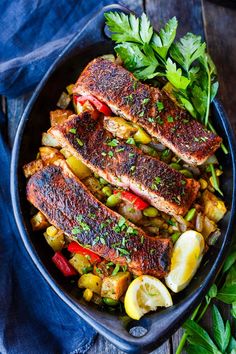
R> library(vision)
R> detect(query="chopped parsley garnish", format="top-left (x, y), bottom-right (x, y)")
top-left (117, 248), bottom-right (130, 256)
top-left (130, 165), bottom-right (136, 173)
top-left (122, 265), bottom-right (128, 272)
top-left (156, 116), bottom-right (164, 125)
top-left (172, 196), bottom-right (181, 205)
top-left (139, 110), bottom-right (145, 117)
top-left (194, 137), bottom-right (200, 142)
top-left (142, 98), bottom-right (150, 105)
top-left (72, 227), bottom-right (81, 235)
top-left (151, 176), bottom-right (162, 190)
top-left (101, 151), bottom-right (107, 156)
top-left (116, 147), bottom-right (125, 152)
top-left (126, 137), bottom-right (135, 145)
top-left (133, 81), bottom-right (138, 90)
top-left (108, 151), bottom-right (114, 158)
top-left (167, 115), bottom-right (174, 123)
top-left (124, 94), bottom-right (133, 103)
top-left (148, 117), bottom-right (155, 123)
top-left (118, 216), bottom-right (126, 228)
top-left (129, 153), bottom-right (135, 158)
top-left (69, 128), bottom-right (76, 134)
top-left (126, 226), bottom-right (138, 235)
top-left (181, 179), bottom-right (186, 185)
top-left (112, 264), bottom-right (120, 276)
top-left (76, 138), bottom-right (84, 147)
top-left (161, 149), bottom-right (170, 158)
top-left (156, 101), bottom-right (164, 111)
top-left (141, 235), bottom-right (144, 244)
top-left (107, 138), bottom-right (119, 147)
top-left (150, 248), bottom-right (155, 255)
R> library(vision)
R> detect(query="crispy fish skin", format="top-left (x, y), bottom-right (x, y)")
top-left (26, 160), bottom-right (172, 277)
top-left (73, 58), bottom-right (222, 165)
top-left (50, 113), bottom-right (200, 216)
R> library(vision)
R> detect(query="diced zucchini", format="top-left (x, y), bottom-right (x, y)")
top-left (50, 109), bottom-right (73, 127)
top-left (101, 272), bottom-right (131, 300)
top-left (23, 159), bottom-right (44, 178)
top-left (66, 156), bottom-right (92, 180)
top-left (43, 228), bottom-right (65, 251)
top-left (56, 92), bottom-right (71, 109)
top-left (39, 147), bottom-right (63, 165)
top-left (69, 254), bottom-right (91, 275)
top-left (103, 116), bottom-right (137, 139)
top-left (202, 190), bottom-right (227, 222)
top-left (41, 132), bottom-right (60, 147)
top-left (78, 274), bottom-right (102, 295)
top-left (60, 148), bottom-right (72, 159)
top-left (30, 211), bottom-right (50, 231)
top-left (133, 124), bottom-right (151, 144)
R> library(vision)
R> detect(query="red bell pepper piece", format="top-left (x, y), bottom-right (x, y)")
top-left (52, 251), bottom-right (77, 276)
top-left (114, 190), bottom-right (149, 210)
top-left (74, 95), bottom-right (112, 116)
top-left (68, 241), bottom-right (102, 264)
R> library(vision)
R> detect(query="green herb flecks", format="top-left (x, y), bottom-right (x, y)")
top-left (76, 138), bottom-right (84, 147)
top-left (107, 138), bottom-right (119, 147)
top-left (69, 128), bottom-right (76, 134)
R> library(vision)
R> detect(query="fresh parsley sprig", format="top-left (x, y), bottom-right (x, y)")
top-left (176, 244), bottom-right (236, 354)
top-left (105, 11), bottom-right (228, 196)
top-left (105, 11), bottom-right (228, 155)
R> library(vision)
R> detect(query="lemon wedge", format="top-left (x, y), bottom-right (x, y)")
top-left (124, 275), bottom-right (173, 320)
top-left (165, 230), bottom-right (205, 293)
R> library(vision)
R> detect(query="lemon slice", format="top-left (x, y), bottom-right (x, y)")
top-left (165, 230), bottom-right (205, 293)
top-left (124, 275), bottom-right (173, 320)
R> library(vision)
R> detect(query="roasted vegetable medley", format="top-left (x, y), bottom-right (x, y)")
top-left (23, 12), bottom-right (228, 321)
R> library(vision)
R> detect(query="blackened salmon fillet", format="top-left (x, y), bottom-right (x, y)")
top-left (73, 58), bottom-right (222, 165)
top-left (50, 112), bottom-right (200, 216)
top-left (26, 160), bottom-right (172, 277)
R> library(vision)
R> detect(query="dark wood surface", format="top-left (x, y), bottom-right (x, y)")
top-left (2, 1), bottom-right (235, 353)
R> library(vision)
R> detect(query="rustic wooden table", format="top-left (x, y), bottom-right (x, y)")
top-left (2, 0), bottom-right (235, 353)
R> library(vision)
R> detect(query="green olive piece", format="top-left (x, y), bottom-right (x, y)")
top-left (169, 162), bottom-right (181, 170)
top-left (171, 232), bottom-right (181, 243)
top-left (180, 169), bottom-right (193, 178)
top-left (143, 206), bottom-right (159, 218)
top-left (106, 194), bottom-right (121, 208)
top-left (102, 186), bottom-right (112, 197)
top-left (99, 177), bottom-right (109, 185)
top-left (103, 297), bottom-right (119, 306)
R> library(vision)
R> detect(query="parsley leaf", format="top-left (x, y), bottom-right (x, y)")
top-left (104, 12), bottom-right (152, 45)
top-left (151, 17), bottom-right (178, 59)
top-left (170, 33), bottom-right (206, 72)
top-left (166, 58), bottom-right (190, 90)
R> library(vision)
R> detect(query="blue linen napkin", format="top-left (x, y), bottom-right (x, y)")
top-left (0, 0), bottom-right (121, 353)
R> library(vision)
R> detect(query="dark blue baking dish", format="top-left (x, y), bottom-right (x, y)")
top-left (10, 4), bottom-right (236, 353)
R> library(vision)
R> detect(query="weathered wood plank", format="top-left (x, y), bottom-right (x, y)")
top-left (202, 0), bottom-right (236, 133)
top-left (145, 0), bottom-right (204, 37)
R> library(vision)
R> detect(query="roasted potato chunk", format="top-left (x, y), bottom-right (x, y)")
top-left (202, 190), bottom-right (227, 222)
top-left (30, 211), bottom-right (49, 231)
top-left (78, 274), bottom-right (102, 295)
top-left (101, 272), bottom-right (131, 300)
top-left (69, 254), bottom-right (91, 275)
top-left (39, 147), bottom-right (63, 165)
top-left (41, 132), bottom-right (60, 147)
top-left (23, 159), bottom-right (44, 178)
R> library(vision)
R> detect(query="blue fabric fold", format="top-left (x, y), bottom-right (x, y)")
top-left (0, 0), bottom-right (122, 352)
top-left (0, 107), bottom-right (97, 353)
top-left (0, 0), bottom-right (115, 97)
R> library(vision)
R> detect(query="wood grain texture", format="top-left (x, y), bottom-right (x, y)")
top-left (202, 0), bottom-right (236, 133)
top-left (5, 1), bottom-right (236, 353)
top-left (145, 0), bottom-right (204, 37)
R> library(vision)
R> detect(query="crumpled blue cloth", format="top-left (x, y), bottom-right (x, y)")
top-left (0, 0), bottom-right (124, 353)
top-left (0, 0), bottom-right (116, 97)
